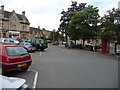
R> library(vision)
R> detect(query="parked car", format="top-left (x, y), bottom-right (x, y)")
top-left (20, 42), bottom-right (36, 52)
top-left (46, 40), bottom-right (52, 43)
top-left (0, 74), bottom-right (29, 90)
top-left (0, 38), bottom-right (20, 44)
top-left (30, 38), bottom-right (48, 51)
top-left (52, 41), bottom-right (59, 45)
top-left (84, 43), bottom-right (94, 51)
top-left (62, 41), bottom-right (66, 45)
top-left (65, 41), bottom-right (75, 48)
top-left (0, 43), bottom-right (32, 73)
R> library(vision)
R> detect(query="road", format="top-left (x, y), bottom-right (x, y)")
top-left (5, 45), bottom-right (118, 88)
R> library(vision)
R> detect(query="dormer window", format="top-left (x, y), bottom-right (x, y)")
top-left (23, 17), bottom-right (26, 22)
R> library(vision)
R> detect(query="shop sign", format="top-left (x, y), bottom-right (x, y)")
top-left (0, 30), bottom-right (8, 32)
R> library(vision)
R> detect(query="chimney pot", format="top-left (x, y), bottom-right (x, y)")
top-left (22, 11), bottom-right (25, 16)
top-left (38, 26), bottom-right (40, 29)
top-left (1, 5), bottom-right (4, 11)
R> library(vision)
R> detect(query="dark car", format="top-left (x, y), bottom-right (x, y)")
top-left (30, 38), bottom-right (48, 51)
top-left (65, 41), bottom-right (75, 48)
top-left (0, 43), bottom-right (32, 73)
top-left (20, 42), bottom-right (36, 52)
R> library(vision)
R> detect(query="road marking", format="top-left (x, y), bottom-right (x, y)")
top-left (62, 49), bottom-right (78, 53)
top-left (29, 69), bottom-right (39, 89)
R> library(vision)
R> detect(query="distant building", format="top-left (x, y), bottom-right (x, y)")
top-left (42, 28), bottom-right (51, 39)
top-left (0, 5), bottom-right (30, 38)
top-left (30, 26), bottom-right (43, 38)
top-left (30, 26), bottom-right (51, 39)
top-left (118, 1), bottom-right (120, 9)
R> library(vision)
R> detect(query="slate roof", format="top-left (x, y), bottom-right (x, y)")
top-left (2, 10), bottom-right (30, 24)
top-left (4, 11), bottom-right (11, 18)
top-left (30, 27), bottom-right (42, 34)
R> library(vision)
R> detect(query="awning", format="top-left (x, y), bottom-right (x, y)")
top-left (9, 31), bottom-right (20, 34)
top-left (0, 30), bottom-right (9, 32)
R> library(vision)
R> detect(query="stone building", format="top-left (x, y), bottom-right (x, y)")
top-left (42, 28), bottom-right (51, 39)
top-left (30, 26), bottom-right (51, 39)
top-left (30, 26), bottom-right (43, 38)
top-left (0, 5), bottom-right (30, 38)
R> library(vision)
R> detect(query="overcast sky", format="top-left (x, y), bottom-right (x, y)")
top-left (1, 0), bottom-right (120, 31)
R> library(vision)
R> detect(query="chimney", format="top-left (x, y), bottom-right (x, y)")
top-left (38, 26), bottom-right (40, 29)
top-left (1, 5), bottom-right (4, 11)
top-left (118, 1), bottom-right (120, 9)
top-left (22, 11), bottom-right (25, 16)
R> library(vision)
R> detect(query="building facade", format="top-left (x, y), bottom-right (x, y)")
top-left (30, 27), bottom-right (51, 39)
top-left (30, 26), bottom-right (43, 38)
top-left (0, 5), bottom-right (30, 38)
top-left (42, 28), bottom-right (51, 39)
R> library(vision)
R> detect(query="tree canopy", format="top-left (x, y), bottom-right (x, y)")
top-left (68, 5), bottom-right (100, 45)
top-left (101, 8), bottom-right (120, 42)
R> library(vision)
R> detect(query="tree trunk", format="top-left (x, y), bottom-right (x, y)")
top-left (65, 32), bottom-right (68, 42)
top-left (74, 40), bottom-right (76, 45)
top-left (83, 39), bottom-right (85, 47)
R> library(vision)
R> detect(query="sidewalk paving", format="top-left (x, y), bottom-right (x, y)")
top-left (74, 47), bottom-right (119, 60)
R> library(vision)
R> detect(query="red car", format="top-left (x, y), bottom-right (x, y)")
top-left (0, 43), bottom-right (32, 73)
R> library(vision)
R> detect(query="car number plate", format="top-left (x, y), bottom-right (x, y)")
top-left (32, 48), bottom-right (35, 50)
top-left (18, 63), bottom-right (27, 67)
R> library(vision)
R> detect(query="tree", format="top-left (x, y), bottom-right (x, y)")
top-left (59, 1), bottom-right (86, 42)
top-left (68, 5), bottom-right (100, 46)
top-left (49, 30), bottom-right (62, 42)
top-left (101, 8), bottom-right (120, 43)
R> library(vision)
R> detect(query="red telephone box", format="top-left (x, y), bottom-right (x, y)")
top-left (102, 40), bottom-right (110, 53)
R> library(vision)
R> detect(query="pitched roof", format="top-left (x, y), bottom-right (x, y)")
top-left (4, 11), bottom-right (12, 18)
top-left (30, 27), bottom-right (42, 34)
top-left (2, 10), bottom-right (30, 24)
top-left (17, 14), bottom-right (30, 24)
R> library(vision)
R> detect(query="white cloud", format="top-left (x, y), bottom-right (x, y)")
top-left (1, 0), bottom-right (120, 30)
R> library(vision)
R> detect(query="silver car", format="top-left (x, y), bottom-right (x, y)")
top-left (20, 42), bottom-right (36, 52)
top-left (0, 74), bottom-right (29, 90)
top-left (0, 38), bottom-right (20, 44)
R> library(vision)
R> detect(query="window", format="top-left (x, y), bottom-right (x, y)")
top-left (0, 14), bottom-right (3, 19)
top-left (6, 47), bottom-right (28, 56)
top-left (4, 39), bottom-right (9, 43)
top-left (0, 23), bottom-right (3, 29)
top-left (12, 25), bottom-right (16, 30)
top-left (22, 26), bottom-right (26, 30)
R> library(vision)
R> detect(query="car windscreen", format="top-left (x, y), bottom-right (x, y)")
top-left (24, 43), bottom-right (31, 46)
top-left (41, 40), bottom-right (44, 44)
top-left (36, 39), bottom-right (42, 44)
top-left (6, 47), bottom-right (28, 56)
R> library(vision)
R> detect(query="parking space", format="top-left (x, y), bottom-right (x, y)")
top-left (3, 69), bottom-right (38, 88)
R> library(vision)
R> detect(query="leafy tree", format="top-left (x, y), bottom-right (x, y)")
top-left (49, 30), bottom-right (62, 42)
top-left (59, 1), bottom-right (86, 42)
top-left (68, 5), bottom-right (100, 46)
top-left (101, 8), bottom-right (120, 43)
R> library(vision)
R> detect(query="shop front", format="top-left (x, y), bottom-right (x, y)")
top-left (20, 31), bottom-right (29, 38)
top-left (8, 31), bottom-right (20, 38)
top-left (0, 30), bottom-right (9, 38)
